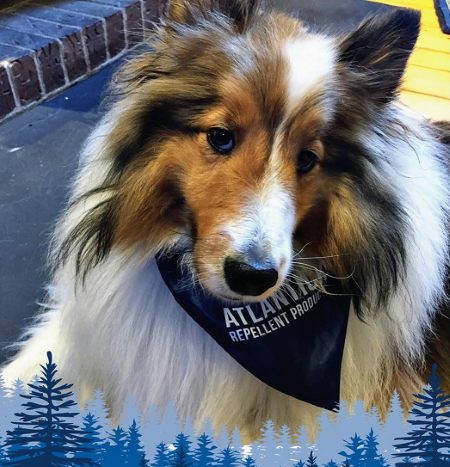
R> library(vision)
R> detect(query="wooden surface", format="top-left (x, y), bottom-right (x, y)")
top-left (368, 0), bottom-right (449, 120)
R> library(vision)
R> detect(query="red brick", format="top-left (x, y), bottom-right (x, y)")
top-left (35, 42), bottom-right (66, 93)
top-left (105, 11), bottom-right (126, 57)
top-left (143, 0), bottom-right (159, 29)
top-left (125, 2), bottom-right (144, 46)
top-left (82, 21), bottom-right (108, 68)
top-left (8, 54), bottom-right (42, 106)
top-left (0, 65), bottom-right (16, 118)
top-left (60, 31), bottom-right (88, 82)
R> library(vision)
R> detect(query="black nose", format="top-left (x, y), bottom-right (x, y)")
top-left (224, 259), bottom-right (279, 296)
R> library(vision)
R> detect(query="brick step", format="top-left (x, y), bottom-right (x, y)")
top-left (0, 0), bottom-right (162, 122)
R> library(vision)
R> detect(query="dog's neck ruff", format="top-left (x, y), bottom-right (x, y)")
top-left (156, 252), bottom-right (351, 410)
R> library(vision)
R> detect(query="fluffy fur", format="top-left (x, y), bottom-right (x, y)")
top-left (2, 0), bottom-right (449, 441)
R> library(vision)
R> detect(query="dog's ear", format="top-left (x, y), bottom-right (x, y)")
top-left (338, 9), bottom-right (421, 104)
top-left (166, 0), bottom-right (262, 32)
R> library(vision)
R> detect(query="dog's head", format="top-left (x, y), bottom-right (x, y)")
top-left (64, 1), bottom-right (421, 308)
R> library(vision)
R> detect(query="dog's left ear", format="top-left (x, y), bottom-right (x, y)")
top-left (338, 9), bottom-right (421, 104)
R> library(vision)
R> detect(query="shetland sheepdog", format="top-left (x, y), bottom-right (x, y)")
top-left (2, 0), bottom-right (449, 441)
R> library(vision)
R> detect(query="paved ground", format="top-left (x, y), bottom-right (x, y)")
top-left (0, 0), bottom-right (394, 365)
top-left (0, 64), bottom-right (119, 363)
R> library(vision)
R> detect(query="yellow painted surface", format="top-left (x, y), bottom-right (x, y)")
top-left (368, 0), bottom-right (449, 120)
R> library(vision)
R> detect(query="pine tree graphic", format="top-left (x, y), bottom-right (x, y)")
top-left (102, 426), bottom-right (127, 467)
top-left (242, 455), bottom-right (257, 466)
top-left (305, 450), bottom-right (318, 467)
top-left (170, 446), bottom-right (192, 467)
top-left (2, 352), bottom-right (97, 467)
top-left (363, 428), bottom-right (388, 467)
top-left (140, 452), bottom-right (150, 467)
top-left (393, 364), bottom-right (450, 466)
top-left (0, 434), bottom-right (5, 463)
top-left (151, 443), bottom-right (170, 467)
top-left (324, 461), bottom-right (339, 467)
top-left (277, 424), bottom-right (293, 466)
top-left (258, 420), bottom-right (279, 467)
top-left (293, 461), bottom-right (305, 467)
top-left (216, 446), bottom-right (240, 467)
top-left (171, 433), bottom-right (194, 466)
top-left (3, 424), bottom-right (26, 462)
top-left (339, 434), bottom-right (364, 467)
top-left (126, 420), bottom-right (145, 466)
top-left (193, 433), bottom-right (217, 466)
top-left (78, 413), bottom-right (104, 465)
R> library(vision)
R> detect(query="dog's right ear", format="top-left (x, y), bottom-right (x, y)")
top-left (338, 9), bottom-right (421, 104)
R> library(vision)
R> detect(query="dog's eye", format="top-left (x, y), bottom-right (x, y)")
top-left (207, 128), bottom-right (235, 154)
top-left (297, 150), bottom-right (318, 174)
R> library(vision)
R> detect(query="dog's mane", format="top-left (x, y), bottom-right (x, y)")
top-left (2, 1), bottom-right (448, 441)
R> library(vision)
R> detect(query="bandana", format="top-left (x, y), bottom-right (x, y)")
top-left (156, 252), bottom-right (351, 411)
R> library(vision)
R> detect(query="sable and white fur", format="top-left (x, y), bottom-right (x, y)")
top-left (2, 0), bottom-right (449, 441)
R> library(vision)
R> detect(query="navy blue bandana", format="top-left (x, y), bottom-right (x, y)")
top-left (156, 252), bottom-right (351, 411)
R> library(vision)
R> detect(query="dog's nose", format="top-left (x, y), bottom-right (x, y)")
top-left (224, 259), bottom-right (278, 296)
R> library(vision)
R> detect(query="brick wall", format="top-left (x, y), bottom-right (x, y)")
top-left (0, 0), bottom-right (163, 122)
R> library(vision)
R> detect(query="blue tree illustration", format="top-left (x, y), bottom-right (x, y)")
top-left (380, 390), bottom-right (408, 466)
top-left (393, 364), bottom-right (450, 466)
top-left (151, 442), bottom-right (169, 467)
top-left (84, 389), bottom-right (111, 440)
top-left (2, 351), bottom-right (97, 466)
top-left (305, 450), bottom-right (318, 467)
top-left (339, 434), bottom-right (365, 467)
top-left (242, 455), bottom-right (257, 467)
top-left (216, 446), bottom-right (240, 467)
top-left (171, 433), bottom-right (194, 466)
top-left (216, 426), bottom-right (230, 451)
top-left (341, 460), bottom-right (351, 467)
top-left (193, 433), bottom-right (217, 466)
top-left (8, 380), bottom-right (26, 401)
top-left (293, 461), bottom-right (305, 467)
top-left (0, 379), bottom-right (24, 435)
top-left (119, 395), bottom-right (142, 431)
top-left (249, 440), bottom-right (262, 466)
top-left (363, 428), bottom-right (388, 467)
top-left (77, 413), bottom-right (104, 465)
top-left (324, 461), bottom-right (339, 467)
top-left (230, 425), bottom-right (242, 458)
top-left (0, 434), bottom-right (5, 463)
top-left (160, 403), bottom-right (181, 446)
top-left (126, 420), bottom-right (145, 466)
top-left (140, 405), bottom-right (161, 461)
top-left (140, 452), bottom-right (150, 466)
top-left (199, 418), bottom-right (215, 441)
top-left (277, 424), bottom-right (294, 466)
top-left (102, 426), bottom-right (127, 467)
top-left (0, 372), bottom-right (11, 430)
top-left (170, 446), bottom-right (192, 467)
top-left (3, 424), bottom-right (26, 463)
top-left (293, 426), bottom-right (311, 466)
top-left (258, 420), bottom-right (279, 467)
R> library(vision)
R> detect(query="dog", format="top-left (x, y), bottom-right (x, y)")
top-left (2, 0), bottom-right (449, 441)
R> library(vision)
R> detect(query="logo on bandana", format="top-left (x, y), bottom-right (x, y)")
top-left (156, 252), bottom-right (351, 411)
top-left (223, 283), bottom-right (322, 342)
